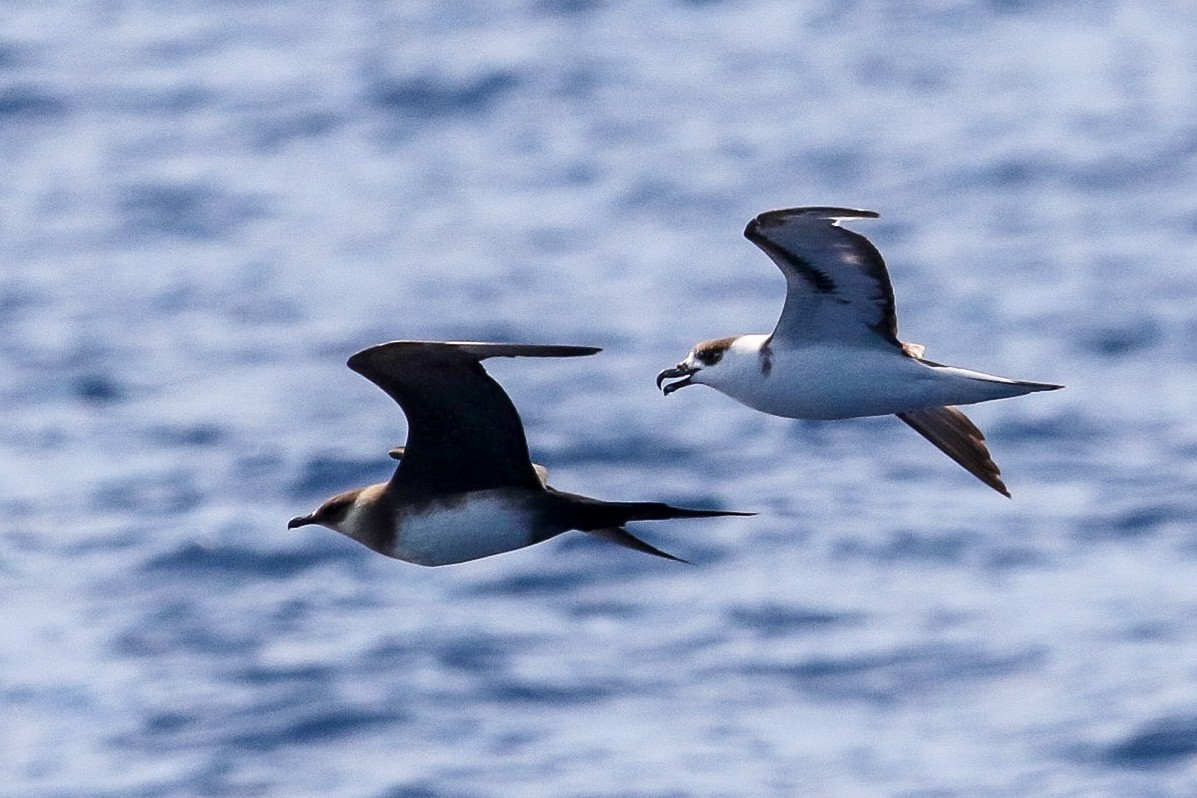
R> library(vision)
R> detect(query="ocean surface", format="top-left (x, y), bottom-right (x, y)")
top-left (3, 1), bottom-right (1197, 796)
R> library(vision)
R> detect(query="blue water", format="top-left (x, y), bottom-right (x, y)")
top-left (4, 1), bottom-right (1197, 795)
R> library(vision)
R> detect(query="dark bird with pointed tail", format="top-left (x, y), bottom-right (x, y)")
top-left (291, 341), bottom-right (749, 564)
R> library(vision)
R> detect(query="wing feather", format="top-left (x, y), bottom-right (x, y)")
top-left (895, 406), bottom-right (1010, 497)
top-left (744, 207), bottom-right (899, 348)
top-left (347, 341), bottom-right (597, 496)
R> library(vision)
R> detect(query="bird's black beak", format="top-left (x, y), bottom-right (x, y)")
top-left (656, 364), bottom-right (697, 396)
top-left (287, 513), bottom-right (316, 530)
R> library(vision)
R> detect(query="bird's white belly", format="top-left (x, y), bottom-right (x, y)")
top-left (394, 491), bottom-right (540, 566)
top-left (712, 346), bottom-right (957, 420)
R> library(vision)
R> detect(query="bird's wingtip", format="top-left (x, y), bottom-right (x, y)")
top-left (346, 340), bottom-right (602, 371)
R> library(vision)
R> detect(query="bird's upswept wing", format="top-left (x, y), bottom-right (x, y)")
top-left (347, 341), bottom-right (598, 497)
top-left (744, 207), bottom-right (900, 349)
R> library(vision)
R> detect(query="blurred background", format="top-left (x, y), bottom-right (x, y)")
top-left (3, 1), bottom-right (1196, 796)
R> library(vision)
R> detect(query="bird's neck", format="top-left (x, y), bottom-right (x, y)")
top-left (339, 482), bottom-right (395, 554)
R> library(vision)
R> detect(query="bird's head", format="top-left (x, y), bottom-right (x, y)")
top-left (656, 336), bottom-right (739, 396)
top-left (290, 482), bottom-right (397, 556)
top-left (288, 487), bottom-right (366, 536)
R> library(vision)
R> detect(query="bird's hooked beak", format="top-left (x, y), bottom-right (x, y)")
top-left (656, 364), bottom-right (698, 396)
top-left (287, 513), bottom-right (317, 529)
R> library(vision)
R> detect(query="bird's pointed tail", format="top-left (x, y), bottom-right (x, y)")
top-left (548, 489), bottom-right (753, 561)
top-left (584, 527), bottom-right (690, 563)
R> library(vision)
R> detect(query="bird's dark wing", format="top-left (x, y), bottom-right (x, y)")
top-left (347, 341), bottom-right (599, 496)
top-left (389, 444), bottom-right (550, 486)
top-left (744, 207), bottom-right (900, 349)
top-left (896, 406), bottom-right (1010, 497)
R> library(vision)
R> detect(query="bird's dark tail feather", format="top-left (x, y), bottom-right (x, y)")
top-left (548, 489), bottom-right (753, 562)
top-left (1012, 379), bottom-right (1065, 393)
top-left (584, 527), bottom-right (690, 563)
top-left (562, 494), bottom-right (754, 527)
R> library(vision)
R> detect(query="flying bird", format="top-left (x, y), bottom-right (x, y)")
top-left (290, 341), bottom-right (748, 565)
top-left (656, 207), bottom-right (1062, 496)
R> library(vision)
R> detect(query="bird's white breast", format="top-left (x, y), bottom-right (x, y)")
top-left (394, 490), bottom-right (540, 566)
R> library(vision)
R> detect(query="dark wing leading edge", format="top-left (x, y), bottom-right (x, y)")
top-left (744, 207), bottom-right (900, 349)
top-left (347, 341), bottom-right (600, 497)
